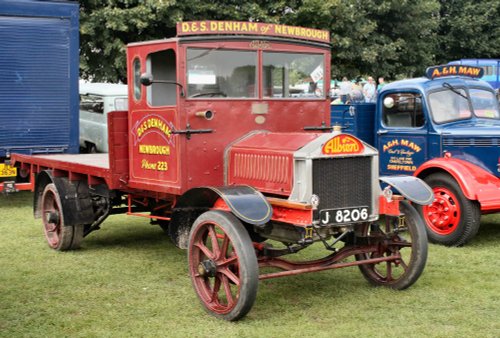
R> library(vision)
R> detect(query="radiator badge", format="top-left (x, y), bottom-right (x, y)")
top-left (322, 134), bottom-right (364, 155)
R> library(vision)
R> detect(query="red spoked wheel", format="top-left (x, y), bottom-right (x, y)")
top-left (188, 211), bottom-right (258, 321)
top-left (418, 173), bottom-right (480, 246)
top-left (356, 201), bottom-right (428, 290)
top-left (41, 183), bottom-right (83, 251)
top-left (423, 186), bottom-right (460, 235)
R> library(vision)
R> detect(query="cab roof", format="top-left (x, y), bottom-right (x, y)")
top-left (381, 76), bottom-right (494, 94)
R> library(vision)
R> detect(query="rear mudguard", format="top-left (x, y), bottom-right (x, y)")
top-left (169, 185), bottom-right (272, 249)
top-left (379, 176), bottom-right (434, 205)
top-left (34, 170), bottom-right (95, 226)
top-left (414, 157), bottom-right (500, 212)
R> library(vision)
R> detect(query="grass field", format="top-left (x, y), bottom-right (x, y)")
top-left (1, 191), bottom-right (499, 337)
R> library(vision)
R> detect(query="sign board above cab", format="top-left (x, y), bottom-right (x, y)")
top-left (177, 20), bottom-right (330, 43)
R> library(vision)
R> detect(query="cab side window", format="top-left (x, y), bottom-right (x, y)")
top-left (133, 58), bottom-right (142, 101)
top-left (146, 49), bottom-right (177, 106)
top-left (382, 93), bottom-right (425, 128)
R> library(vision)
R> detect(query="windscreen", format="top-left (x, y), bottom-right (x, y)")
top-left (469, 89), bottom-right (500, 119)
top-left (429, 87), bottom-right (499, 123)
top-left (262, 52), bottom-right (324, 99)
top-left (186, 48), bottom-right (257, 98)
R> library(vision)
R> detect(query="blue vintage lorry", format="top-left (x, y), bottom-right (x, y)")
top-left (331, 65), bottom-right (500, 246)
top-left (0, 0), bottom-right (79, 192)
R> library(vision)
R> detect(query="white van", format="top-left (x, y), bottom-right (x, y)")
top-left (79, 82), bottom-right (128, 153)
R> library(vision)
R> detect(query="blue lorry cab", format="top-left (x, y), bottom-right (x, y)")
top-left (376, 71), bottom-right (499, 177)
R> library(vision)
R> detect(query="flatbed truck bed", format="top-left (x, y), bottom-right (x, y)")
top-left (11, 111), bottom-right (129, 191)
top-left (14, 153), bottom-right (109, 170)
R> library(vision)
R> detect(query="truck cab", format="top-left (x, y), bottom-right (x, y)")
top-left (377, 73), bottom-right (499, 177)
top-left (332, 65), bottom-right (500, 246)
top-left (126, 21), bottom-right (332, 195)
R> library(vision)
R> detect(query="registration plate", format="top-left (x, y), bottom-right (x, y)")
top-left (0, 163), bottom-right (17, 178)
top-left (319, 206), bottom-right (369, 225)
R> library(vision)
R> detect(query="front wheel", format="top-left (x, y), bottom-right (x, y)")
top-left (188, 211), bottom-right (258, 321)
top-left (356, 201), bottom-right (428, 290)
top-left (418, 173), bottom-right (480, 246)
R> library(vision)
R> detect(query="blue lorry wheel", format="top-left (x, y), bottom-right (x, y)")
top-left (419, 173), bottom-right (480, 246)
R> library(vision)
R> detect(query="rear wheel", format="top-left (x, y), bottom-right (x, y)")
top-left (41, 183), bottom-right (84, 251)
top-left (188, 211), bottom-right (258, 321)
top-left (419, 173), bottom-right (480, 246)
top-left (356, 201), bottom-right (428, 290)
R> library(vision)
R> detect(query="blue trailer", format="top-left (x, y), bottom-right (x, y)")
top-left (332, 65), bottom-right (500, 246)
top-left (448, 59), bottom-right (500, 90)
top-left (0, 0), bottom-right (79, 192)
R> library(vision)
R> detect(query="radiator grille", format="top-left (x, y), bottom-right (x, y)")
top-left (232, 153), bottom-right (290, 184)
top-left (312, 157), bottom-right (373, 212)
top-left (443, 137), bottom-right (500, 147)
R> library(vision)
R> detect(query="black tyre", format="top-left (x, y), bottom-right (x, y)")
top-left (418, 173), bottom-right (480, 246)
top-left (188, 211), bottom-right (258, 321)
top-left (356, 201), bottom-right (428, 290)
top-left (41, 183), bottom-right (84, 251)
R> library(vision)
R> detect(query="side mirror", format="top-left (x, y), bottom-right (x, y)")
top-left (139, 73), bottom-right (185, 97)
top-left (140, 73), bottom-right (154, 86)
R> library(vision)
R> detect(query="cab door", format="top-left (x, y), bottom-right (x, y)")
top-left (376, 91), bottom-right (429, 176)
top-left (127, 43), bottom-right (182, 194)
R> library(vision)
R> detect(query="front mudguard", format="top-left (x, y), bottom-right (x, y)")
top-left (414, 157), bottom-right (500, 212)
top-left (379, 175), bottom-right (434, 206)
top-left (169, 185), bottom-right (272, 248)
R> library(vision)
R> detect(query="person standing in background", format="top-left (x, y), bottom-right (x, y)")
top-left (363, 77), bottom-right (376, 103)
top-left (339, 77), bottom-right (352, 103)
top-left (377, 77), bottom-right (386, 93)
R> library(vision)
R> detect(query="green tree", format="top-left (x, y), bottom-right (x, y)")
top-left (81, 0), bottom-right (500, 83)
top-left (436, 0), bottom-right (500, 62)
top-left (80, 0), bottom-right (178, 83)
top-left (285, 0), bottom-right (440, 80)
top-left (79, 0), bottom-right (281, 82)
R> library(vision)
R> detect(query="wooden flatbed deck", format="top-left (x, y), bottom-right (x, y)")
top-left (11, 111), bottom-right (130, 191)
top-left (13, 153), bottom-right (110, 174)
top-left (12, 152), bottom-right (127, 190)
top-left (21, 153), bottom-right (110, 169)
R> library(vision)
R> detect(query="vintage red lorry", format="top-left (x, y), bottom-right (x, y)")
top-left (12, 21), bottom-right (433, 320)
